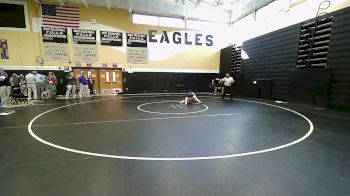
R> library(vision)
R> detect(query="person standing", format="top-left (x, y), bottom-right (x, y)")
top-left (65, 72), bottom-right (76, 99)
top-left (220, 73), bottom-right (235, 99)
top-left (25, 71), bottom-right (37, 100)
top-left (49, 72), bottom-right (57, 85)
top-left (88, 75), bottom-right (95, 95)
top-left (0, 71), bottom-right (10, 104)
top-left (19, 74), bottom-right (27, 97)
top-left (79, 72), bottom-right (90, 98)
top-left (35, 72), bottom-right (45, 99)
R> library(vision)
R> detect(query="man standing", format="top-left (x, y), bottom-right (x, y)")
top-left (220, 73), bottom-right (235, 99)
top-left (35, 72), bottom-right (45, 99)
top-left (65, 72), bottom-right (76, 99)
top-left (79, 72), bottom-right (90, 98)
top-left (25, 71), bottom-right (37, 100)
top-left (0, 70), bottom-right (10, 104)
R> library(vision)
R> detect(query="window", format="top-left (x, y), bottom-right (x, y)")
top-left (186, 19), bottom-right (228, 31)
top-left (0, 1), bottom-right (29, 31)
top-left (159, 16), bottom-right (184, 28)
top-left (133, 13), bottom-right (185, 28)
top-left (132, 14), bottom-right (158, 26)
top-left (256, 0), bottom-right (290, 20)
top-left (233, 14), bottom-right (254, 29)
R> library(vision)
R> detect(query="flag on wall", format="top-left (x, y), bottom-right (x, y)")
top-left (41, 4), bottom-right (79, 28)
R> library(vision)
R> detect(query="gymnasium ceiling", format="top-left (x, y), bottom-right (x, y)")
top-left (36, 0), bottom-right (277, 23)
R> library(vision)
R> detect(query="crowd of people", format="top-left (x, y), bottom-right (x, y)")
top-left (0, 69), bottom-right (95, 105)
top-left (0, 69), bottom-right (58, 104)
top-left (65, 71), bottom-right (95, 99)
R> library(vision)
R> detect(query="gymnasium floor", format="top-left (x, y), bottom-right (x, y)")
top-left (0, 94), bottom-right (349, 196)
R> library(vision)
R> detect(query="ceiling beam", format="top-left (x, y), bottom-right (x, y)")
top-left (193, 0), bottom-right (202, 9)
top-left (105, 0), bottom-right (111, 10)
top-left (81, 0), bottom-right (89, 8)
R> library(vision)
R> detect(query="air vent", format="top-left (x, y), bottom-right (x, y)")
top-left (230, 46), bottom-right (242, 74)
top-left (296, 16), bottom-right (333, 69)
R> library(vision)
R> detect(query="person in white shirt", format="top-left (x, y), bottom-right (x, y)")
top-left (25, 71), bottom-right (37, 100)
top-left (220, 73), bottom-right (235, 99)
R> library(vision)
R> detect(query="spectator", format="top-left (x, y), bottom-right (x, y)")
top-left (35, 72), bottom-right (45, 99)
top-left (11, 73), bottom-right (20, 89)
top-left (79, 72), bottom-right (90, 98)
top-left (0, 70), bottom-right (11, 104)
top-left (42, 81), bottom-right (57, 100)
top-left (88, 75), bottom-right (95, 95)
top-left (25, 71), bottom-right (37, 100)
top-left (49, 72), bottom-right (57, 85)
top-left (65, 71), bottom-right (76, 99)
top-left (19, 74), bottom-right (27, 97)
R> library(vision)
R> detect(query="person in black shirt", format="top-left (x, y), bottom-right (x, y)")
top-left (65, 72), bottom-right (76, 99)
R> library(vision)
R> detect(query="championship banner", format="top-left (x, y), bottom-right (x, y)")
top-left (43, 44), bottom-right (69, 61)
top-left (126, 33), bottom-right (147, 47)
top-left (126, 33), bottom-right (148, 64)
top-left (100, 31), bottom-right (123, 46)
top-left (41, 27), bottom-right (68, 43)
top-left (73, 45), bottom-right (98, 62)
top-left (72, 29), bottom-right (96, 45)
top-left (127, 48), bottom-right (148, 64)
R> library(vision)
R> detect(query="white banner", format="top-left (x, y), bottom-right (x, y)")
top-left (127, 47), bottom-right (148, 64)
top-left (43, 44), bottom-right (69, 61)
top-left (73, 45), bottom-right (98, 62)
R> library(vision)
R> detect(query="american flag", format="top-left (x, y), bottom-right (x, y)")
top-left (41, 4), bottom-right (79, 28)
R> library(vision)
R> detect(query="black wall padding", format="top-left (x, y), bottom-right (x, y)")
top-left (219, 46), bottom-right (232, 75)
top-left (241, 24), bottom-right (301, 100)
top-left (123, 72), bottom-right (220, 93)
top-left (240, 6), bottom-right (350, 110)
top-left (326, 8), bottom-right (350, 110)
top-left (288, 68), bottom-right (331, 107)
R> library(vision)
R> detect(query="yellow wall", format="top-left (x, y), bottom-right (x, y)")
top-left (0, 0), bottom-right (223, 72)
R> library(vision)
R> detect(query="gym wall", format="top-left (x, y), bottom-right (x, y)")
top-left (0, 0), bottom-right (226, 73)
top-left (237, 6), bottom-right (350, 109)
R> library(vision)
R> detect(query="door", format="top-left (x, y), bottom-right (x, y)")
top-left (73, 68), bottom-right (100, 94)
top-left (98, 69), bottom-right (123, 94)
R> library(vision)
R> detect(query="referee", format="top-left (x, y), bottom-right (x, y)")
top-left (220, 73), bottom-right (235, 99)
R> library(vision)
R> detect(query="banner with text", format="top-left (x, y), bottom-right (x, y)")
top-left (126, 33), bottom-right (147, 48)
top-left (126, 33), bottom-right (148, 64)
top-left (43, 44), bottom-right (69, 61)
top-left (42, 27), bottom-right (68, 43)
top-left (100, 31), bottom-right (123, 46)
top-left (73, 45), bottom-right (98, 62)
top-left (72, 29), bottom-right (96, 45)
top-left (127, 48), bottom-right (148, 64)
